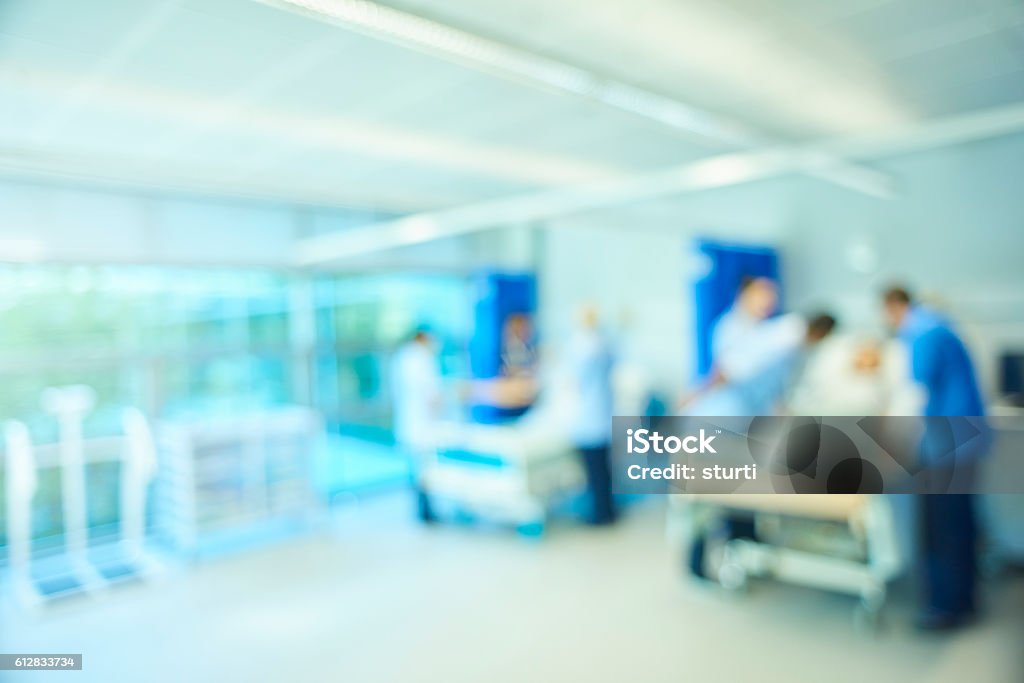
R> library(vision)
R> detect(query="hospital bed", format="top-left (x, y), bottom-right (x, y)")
top-left (418, 419), bottom-right (583, 535)
top-left (668, 493), bottom-right (903, 629)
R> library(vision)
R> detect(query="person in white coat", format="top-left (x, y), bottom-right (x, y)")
top-left (391, 326), bottom-right (443, 522)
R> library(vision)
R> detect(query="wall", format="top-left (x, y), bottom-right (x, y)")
top-left (0, 179), bottom-right (518, 271)
top-left (0, 181), bottom-right (304, 266)
top-left (536, 176), bottom-right (798, 393)
top-left (783, 132), bottom-right (1024, 391)
top-left (537, 133), bottom-right (1024, 397)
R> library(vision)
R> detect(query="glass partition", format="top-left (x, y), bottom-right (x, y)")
top-left (0, 264), bottom-right (472, 556)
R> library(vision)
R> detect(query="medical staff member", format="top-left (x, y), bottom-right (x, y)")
top-left (712, 277), bottom-right (786, 369)
top-left (500, 313), bottom-right (537, 378)
top-left (568, 306), bottom-right (616, 525)
top-left (882, 286), bottom-right (987, 630)
top-left (686, 275), bottom-right (834, 578)
top-left (700, 275), bottom-right (834, 415)
top-left (391, 326), bottom-right (443, 523)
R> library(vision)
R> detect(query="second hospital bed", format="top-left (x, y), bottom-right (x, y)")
top-left (668, 493), bottom-right (904, 628)
top-left (418, 419), bottom-right (584, 534)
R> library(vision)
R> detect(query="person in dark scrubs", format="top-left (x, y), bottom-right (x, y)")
top-left (882, 286), bottom-right (989, 631)
top-left (568, 306), bottom-right (617, 525)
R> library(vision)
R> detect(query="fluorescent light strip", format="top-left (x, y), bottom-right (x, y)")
top-left (259, 0), bottom-right (894, 197)
top-left (258, 0), bottom-right (760, 146)
top-left (297, 96), bottom-right (1024, 264)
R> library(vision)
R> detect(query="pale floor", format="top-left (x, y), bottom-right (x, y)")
top-left (3, 496), bottom-right (1023, 683)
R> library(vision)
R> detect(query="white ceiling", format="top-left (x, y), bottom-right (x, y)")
top-left (0, 0), bottom-right (1022, 213)
top-left (386, 0), bottom-right (1024, 134)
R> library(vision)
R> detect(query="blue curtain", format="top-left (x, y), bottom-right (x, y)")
top-left (469, 270), bottom-right (536, 379)
top-left (693, 239), bottom-right (780, 378)
top-left (468, 270), bottom-right (536, 423)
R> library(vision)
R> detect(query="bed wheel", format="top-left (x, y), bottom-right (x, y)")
top-left (853, 604), bottom-right (883, 633)
top-left (718, 560), bottom-right (748, 591)
top-left (853, 588), bottom-right (886, 634)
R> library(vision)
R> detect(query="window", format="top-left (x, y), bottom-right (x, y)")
top-left (0, 265), bottom-right (472, 554)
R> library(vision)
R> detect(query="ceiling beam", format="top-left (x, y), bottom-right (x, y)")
top-left (255, 0), bottom-right (894, 196)
top-left (255, 0), bottom-right (759, 146)
top-left (293, 149), bottom-right (802, 265)
top-left (822, 101), bottom-right (1024, 161)
top-left (294, 101), bottom-right (1024, 266)
top-left (0, 145), bottom-right (437, 213)
top-left (0, 63), bottom-right (626, 193)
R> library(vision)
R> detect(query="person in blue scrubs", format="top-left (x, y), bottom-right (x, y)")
top-left (695, 276), bottom-right (836, 416)
top-left (684, 276), bottom-right (836, 578)
top-left (567, 306), bottom-right (617, 525)
top-left (882, 286), bottom-right (987, 630)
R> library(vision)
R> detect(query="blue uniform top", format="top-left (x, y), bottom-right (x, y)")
top-left (568, 329), bottom-right (615, 448)
top-left (899, 307), bottom-right (984, 417)
top-left (685, 355), bottom-right (799, 418)
top-left (702, 308), bottom-right (804, 417)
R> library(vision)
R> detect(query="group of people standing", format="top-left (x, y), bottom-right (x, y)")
top-left (390, 308), bottom-right (619, 527)
top-left (391, 275), bottom-right (988, 631)
top-left (692, 276), bottom-right (986, 631)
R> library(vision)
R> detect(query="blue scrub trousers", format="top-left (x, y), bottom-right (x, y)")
top-left (919, 494), bottom-right (977, 616)
top-left (578, 444), bottom-right (616, 525)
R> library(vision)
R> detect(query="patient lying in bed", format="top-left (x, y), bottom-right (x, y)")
top-left (787, 336), bottom-right (923, 416)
